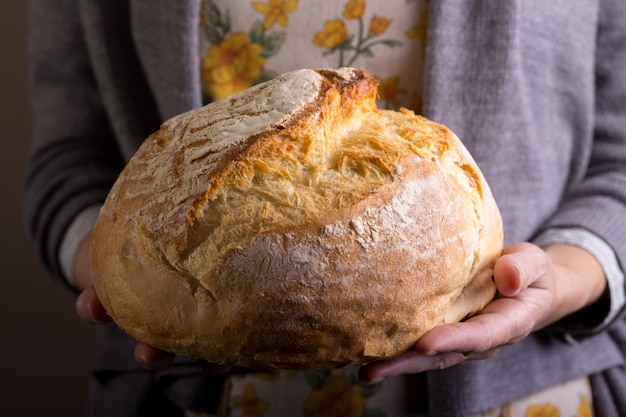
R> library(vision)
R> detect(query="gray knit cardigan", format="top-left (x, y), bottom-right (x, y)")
top-left (24, 0), bottom-right (626, 415)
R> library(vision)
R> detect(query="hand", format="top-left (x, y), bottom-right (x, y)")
top-left (73, 235), bottom-right (232, 374)
top-left (75, 284), bottom-right (174, 371)
top-left (358, 242), bottom-right (607, 384)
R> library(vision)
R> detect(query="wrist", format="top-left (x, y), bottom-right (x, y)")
top-left (544, 244), bottom-right (606, 325)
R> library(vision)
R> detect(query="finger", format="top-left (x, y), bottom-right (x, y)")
top-left (494, 243), bottom-right (549, 297)
top-left (75, 286), bottom-right (110, 325)
top-left (415, 297), bottom-right (536, 355)
top-left (134, 342), bottom-right (175, 372)
top-left (493, 253), bottom-right (522, 296)
top-left (359, 351), bottom-right (467, 384)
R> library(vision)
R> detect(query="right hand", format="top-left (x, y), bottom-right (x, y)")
top-left (73, 235), bottom-right (232, 374)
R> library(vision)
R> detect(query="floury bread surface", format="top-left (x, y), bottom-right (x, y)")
top-left (91, 68), bottom-right (503, 369)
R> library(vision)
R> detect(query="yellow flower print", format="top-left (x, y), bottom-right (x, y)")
top-left (303, 376), bottom-right (367, 417)
top-left (314, 19), bottom-right (348, 49)
top-left (406, 9), bottom-right (428, 40)
top-left (406, 25), bottom-right (425, 39)
top-left (202, 32), bottom-right (264, 100)
top-left (232, 385), bottom-right (270, 417)
top-left (343, 0), bottom-right (366, 20)
top-left (377, 76), bottom-right (407, 109)
top-left (524, 403), bottom-right (561, 417)
top-left (251, 0), bottom-right (299, 30)
top-left (578, 395), bottom-right (594, 417)
top-left (368, 15), bottom-right (391, 36)
top-left (314, 0), bottom-right (400, 67)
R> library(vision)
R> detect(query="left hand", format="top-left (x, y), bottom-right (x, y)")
top-left (74, 236), bottom-right (232, 374)
top-left (358, 242), bottom-right (607, 384)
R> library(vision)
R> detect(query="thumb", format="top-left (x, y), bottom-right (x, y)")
top-left (493, 243), bottom-right (549, 297)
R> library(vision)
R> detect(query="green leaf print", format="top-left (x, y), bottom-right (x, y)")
top-left (248, 20), bottom-right (286, 59)
top-left (202, 0), bottom-right (231, 43)
top-left (249, 20), bottom-right (265, 44)
top-left (379, 39), bottom-right (402, 47)
top-left (203, 26), bottom-right (221, 44)
top-left (314, 11), bottom-right (402, 68)
top-left (261, 31), bottom-right (287, 58)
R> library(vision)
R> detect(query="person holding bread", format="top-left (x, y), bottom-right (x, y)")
top-left (24, 0), bottom-right (626, 416)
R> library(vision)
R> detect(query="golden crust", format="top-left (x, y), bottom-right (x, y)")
top-left (91, 68), bottom-right (503, 370)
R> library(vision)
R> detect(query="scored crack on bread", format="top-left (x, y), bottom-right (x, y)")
top-left (91, 67), bottom-right (503, 370)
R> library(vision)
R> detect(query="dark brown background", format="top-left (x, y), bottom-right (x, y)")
top-left (1, 2), bottom-right (97, 415)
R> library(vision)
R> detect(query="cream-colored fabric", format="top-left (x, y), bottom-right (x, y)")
top-left (199, 0), bottom-right (428, 111)
top-left (467, 376), bottom-right (594, 417)
top-left (184, 371), bottom-right (593, 417)
top-left (220, 368), bottom-right (420, 417)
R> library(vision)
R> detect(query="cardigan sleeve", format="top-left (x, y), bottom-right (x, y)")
top-left (534, 228), bottom-right (625, 337)
top-left (24, 0), bottom-right (124, 289)
top-left (58, 205), bottom-right (101, 289)
top-left (539, 0), bottom-right (626, 329)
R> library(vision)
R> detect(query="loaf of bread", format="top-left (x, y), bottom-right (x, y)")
top-left (91, 68), bottom-right (503, 370)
